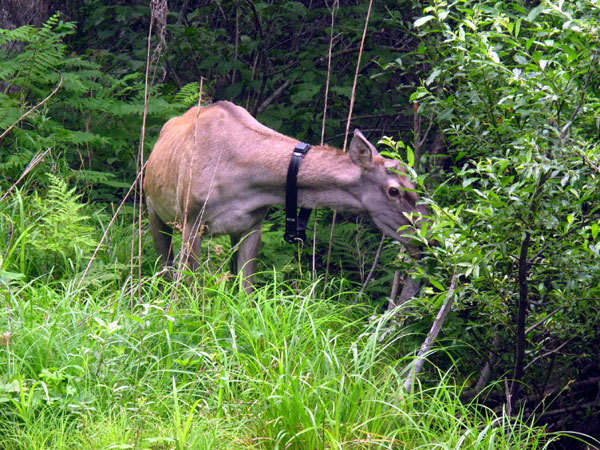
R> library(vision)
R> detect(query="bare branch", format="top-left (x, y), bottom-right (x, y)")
top-left (0, 147), bottom-right (51, 203)
top-left (256, 79), bottom-right (291, 115)
top-left (509, 231), bottom-right (531, 403)
top-left (388, 270), bottom-right (402, 309)
top-left (583, 152), bottom-right (600, 175)
top-left (560, 52), bottom-right (597, 142)
top-left (404, 269), bottom-right (458, 393)
top-left (325, 0), bottom-right (372, 283)
top-left (77, 159), bottom-right (150, 290)
top-left (0, 71), bottom-right (63, 143)
top-left (359, 235), bottom-right (385, 295)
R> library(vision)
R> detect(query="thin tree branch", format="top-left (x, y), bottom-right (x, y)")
top-left (524, 338), bottom-right (572, 372)
top-left (583, 153), bottom-right (600, 175)
top-left (0, 71), bottom-right (63, 143)
top-left (77, 159), bottom-right (150, 290)
top-left (560, 52), bottom-right (597, 142)
top-left (325, 0), bottom-right (372, 284)
top-left (472, 332), bottom-right (502, 396)
top-left (509, 230), bottom-right (530, 404)
top-left (359, 235), bottom-right (385, 295)
top-left (388, 270), bottom-right (402, 309)
top-left (413, 102), bottom-right (421, 171)
top-left (525, 307), bottom-right (562, 335)
top-left (256, 79), bottom-right (291, 115)
top-left (312, 1), bottom-right (338, 280)
top-left (0, 147), bottom-right (51, 203)
top-left (404, 269), bottom-right (458, 393)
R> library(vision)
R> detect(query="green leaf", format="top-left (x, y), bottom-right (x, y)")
top-left (406, 146), bottom-right (415, 167)
top-left (426, 68), bottom-right (441, 86)
top-left (414, 15), bottom-right (435, 28)
top-left (488, 48), bottom-right (500, 64)
top-left (563, 45), bottom-right (578, 63)
top-left (331, 85), bottom-right (352, 99)
top-left (290, 83), bottom-right (321, 104)
top-left (514, 18), bottom-right (521, 38)
top-left (527, 5), bottom-right (545, 22)
top-left (525, 36), bottom-right (535, 51)
top-left (462, 177), bottom-right (478, 188)
top-left (430, 278), bottom-right (445, 291)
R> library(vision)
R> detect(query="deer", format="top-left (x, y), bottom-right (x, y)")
top-left (145, 101), bottom-right (430, 293)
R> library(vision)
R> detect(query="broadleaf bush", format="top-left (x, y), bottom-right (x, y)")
top-left (397, 0), bottom-right (600, 423)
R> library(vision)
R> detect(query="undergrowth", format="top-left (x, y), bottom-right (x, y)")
top-left (0, 268), bottom-right (571, 450)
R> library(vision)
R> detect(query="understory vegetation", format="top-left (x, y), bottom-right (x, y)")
top-left (1, 1), bottom-right (600, 448)
top-left (0, 271), bottom-right (566, 449)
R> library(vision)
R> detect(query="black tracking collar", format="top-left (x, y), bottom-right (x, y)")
top-left (284, 142), bottom-right (312, 244)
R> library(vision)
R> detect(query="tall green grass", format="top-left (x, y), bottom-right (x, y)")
top-left (0, 269), bottom-right (573, 449)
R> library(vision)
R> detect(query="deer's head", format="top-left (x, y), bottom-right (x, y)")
top-left (349, 129), bottom-right (429, 248)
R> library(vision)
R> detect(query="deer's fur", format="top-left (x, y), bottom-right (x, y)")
top-left (145, 101), bottom-right (428, 290)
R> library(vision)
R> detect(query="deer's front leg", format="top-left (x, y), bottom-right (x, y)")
top-left (231, 221), bottom-right (263, 293)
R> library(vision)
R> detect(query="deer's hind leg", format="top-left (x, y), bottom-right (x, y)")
top-left (147, 197), bottom-right (174, 267)
top-left (180, 213), bottom-right (204, 272)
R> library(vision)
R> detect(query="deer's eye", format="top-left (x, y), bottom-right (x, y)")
top-left (387, 186), bottom-right (400, 197)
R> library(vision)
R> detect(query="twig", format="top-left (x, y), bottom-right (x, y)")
top-left (76, 160), bottom-right (149, 290)
top-left (359, 235), bottom-right (385, 295)
top-left (388, 271), bottom-right (402, 309)
top-left (325, 0), bottom-right (372, 283)
top-left (583, 153), bottom-right (600, 175)
top-left (0, 147), bottom-right (51, 203)
top-left (510, 231), bottom-right (531, 403)
top-left (461, 331), bottom-right (502, 401)
top-left (133, 1), bottom-right (158, 306)
top-left (518, 376), bottom-right (600, 408)
top-left (173, 79), bottom-right (207, 295)
top-left (312, 1), bottom-right (338, 280)
top-left (525, 307), bottom-right (562, 335)
top-left (341, 0), bottom-right (372, 153)
top-left (560, 52), bottom-right (596, 142)
top-left (129, 0), bottom-right (167, 306)
top-left (321, 0), bottom-right (337, 147)
top-left (0, 72), bottom-right (63, 143)
top-left (404, 269), bottom-right (458, 393)
top-left (256, 80), bottom-right (291, 115)
top-left (524, 339), bottom-right (571, 372)
top-left (413, 102), bottom-right (421, 171)
top-left (539, 402), bottom-right (599, 419)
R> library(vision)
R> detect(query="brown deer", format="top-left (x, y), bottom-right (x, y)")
top-left (145, 101), bottom-right (429, 291)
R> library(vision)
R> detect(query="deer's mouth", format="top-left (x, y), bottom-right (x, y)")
top-left (371, 214), bottom-right (411, 242)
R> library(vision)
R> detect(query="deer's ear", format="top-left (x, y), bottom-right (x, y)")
top-left (349, 129), bottom-right (377, 169)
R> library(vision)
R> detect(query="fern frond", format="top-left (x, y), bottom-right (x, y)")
top-left (0, 26), bottom-right (36, 47)
top-left (174, 82), bottom-right (202, 107)
top-left (31, 173), bottom-right (96, 260)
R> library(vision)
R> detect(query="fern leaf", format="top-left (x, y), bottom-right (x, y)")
top-left (174, 82), bottom-right (202, 107)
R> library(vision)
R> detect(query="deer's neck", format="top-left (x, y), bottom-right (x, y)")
top-left (294, 146), bottom-right (364, 212)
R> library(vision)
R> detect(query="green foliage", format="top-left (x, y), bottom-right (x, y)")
top-left (65, 1), bottom-right (423, 145)
top-left (0, 175), bottom-right (97, 281)
top-left (402, 0), bottom-right (600, 418)
top-left (1, 0), bottom-right (599, 440)
top-left (0, 13), bottom-right (182, 202)
top-left (29, 173), bottom-right (97, 274)
top-left (0, 273), bottom-right (573, 449)
top-left (173, 81), bottom-right (203, 108)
